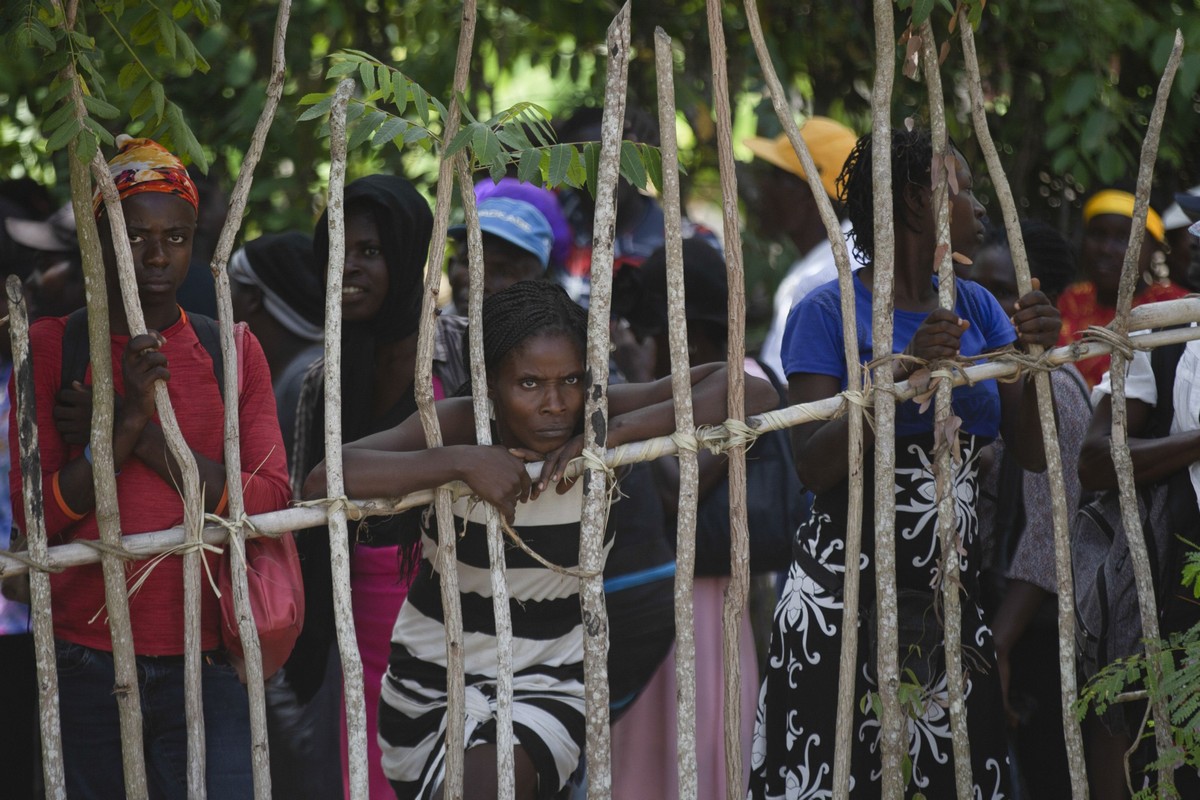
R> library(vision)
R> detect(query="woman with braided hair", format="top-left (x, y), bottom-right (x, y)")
top-left (747, 129), bottom-right (1061, 799)
top-left (305, 279), bottom-right (777, 800)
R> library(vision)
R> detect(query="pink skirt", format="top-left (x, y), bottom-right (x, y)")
top-left (610, 576), bottom-right (759, 800)
top-left (340, 544), bottom-right (414, 799)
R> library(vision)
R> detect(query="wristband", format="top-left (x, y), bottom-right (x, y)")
top-left (83, 443), bottom-right (119, 476)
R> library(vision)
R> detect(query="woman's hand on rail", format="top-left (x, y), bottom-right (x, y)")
top-left (1010, 280), bottom-right (1060, 351)
top-left (515, 437), bottom-right (584, 501)
top-left (457, 445), bottom-right (535, 522)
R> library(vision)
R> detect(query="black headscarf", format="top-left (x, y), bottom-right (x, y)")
top-left (312, 174), bottom-right (433, 441)
top-left (238, 230), bottom-right (324, 337)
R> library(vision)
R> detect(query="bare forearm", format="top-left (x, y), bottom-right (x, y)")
top-left (1079, 429), bottom-right (1200, 490)
top-left (305, 446), bottom-right (471, 501)
top-left (133, 422), bottom-right (228, 513)
top-left (53, 412), bottom-right (149, 516)
top-left (1000, 376), bottom-right (1049, 473)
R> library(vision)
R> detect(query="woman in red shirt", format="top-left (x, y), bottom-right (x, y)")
top-left (1057, 187), bottom-right (1187, 387)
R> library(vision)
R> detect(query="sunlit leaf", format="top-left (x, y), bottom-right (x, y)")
top-left (619, 140), bottom-right (647, 190)
top-left (45, 117), bottom-right (81, 152)
top-left (373, 116), bottom-right (407, 147)
top-left (412, 83), bottom-right (430, 127)
top-left (157, 11), bottom-right (176, 59)
top-left (547, 143), bottom-right (571, 187)
top-left (582, 141), bottom-right (600, 196)
top-left (517, 148), bottom-right (542, 185)
top-left (640, 143), bottom-right (663, 194)
top-left (358, 61), bottom-right (376, 94)
top-left (298, 94), bottom-right (334, 122)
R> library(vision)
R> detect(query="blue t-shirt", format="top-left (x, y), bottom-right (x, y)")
top-left (780, 271), bottom-right (1015, 438)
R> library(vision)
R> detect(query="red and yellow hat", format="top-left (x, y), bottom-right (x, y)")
top-left (92, 134), bottom-right (199, 219)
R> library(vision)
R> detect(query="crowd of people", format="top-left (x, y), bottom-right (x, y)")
top-left (0, 102), bottom-right (1198, 800)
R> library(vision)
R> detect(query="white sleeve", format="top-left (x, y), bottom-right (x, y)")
top-left (1091, 348), bottom-right (1157, 407)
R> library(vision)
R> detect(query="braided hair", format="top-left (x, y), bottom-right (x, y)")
top-left (460, 280), bottom-right (588, 392)
top-left (837, 128), bottom-right (936, 266)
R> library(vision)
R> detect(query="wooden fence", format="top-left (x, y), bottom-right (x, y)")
top-left (0, 1), bottom-right (1191, 798)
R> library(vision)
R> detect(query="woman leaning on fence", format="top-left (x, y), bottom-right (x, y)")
top-left (747, 129), bottom-right (1061, 799)
top-left (304, 280), bottom-right (777, 800)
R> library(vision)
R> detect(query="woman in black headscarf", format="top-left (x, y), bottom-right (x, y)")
top-left (277, 175), bottom-right (469, 800)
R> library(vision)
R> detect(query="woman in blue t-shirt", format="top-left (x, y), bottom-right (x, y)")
top-left (748, 129), bottom-right (1060, 799)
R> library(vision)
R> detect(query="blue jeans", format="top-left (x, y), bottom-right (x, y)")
top-left (55, 639), bottom-right (253, 800)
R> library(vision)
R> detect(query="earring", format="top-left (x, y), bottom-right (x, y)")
top-left (1151, 249), bottom-right (1170, 282)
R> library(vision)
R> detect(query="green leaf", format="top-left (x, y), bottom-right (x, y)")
top-left (298, 94), bottom-right (335, 122)
top-left (82, 94), bottom-right (120, 120)
top-left (83, 116), bottom-right (114, 146)
top-left (429, 96), bottom-right (450, 122)
top-left (1064, 73), bottom-right (1100, 116)
top-left (375, 65), bottom-right (392, 100)
top-left (75, 129), bottom-right (99, 164)
top-left (619, 140), bottom-right (648, 190)
top-left (372, 116), bottom-right (407, 147)
top-left (157, 11), bottom-right (177, 59)
top-left (411, 84), bottom-right (430, 127)
top-left (488, 155), bottom-right (507, 184)
top-left (582, 141), bottom-right (600, 195)
top-left (564, 146), bottom-right (586, 188)
top-left (45, 117), bottom-right (81, 152)
top-left (911, 0), bottom-right (935, 26)
top-left (353, 110), bottom-right (389, 149)
top-left (547, 143), bottom-right (572, 187)
top-left (391, 72), bottom-right (408, 117)
top-left (445, 122), bottom-right (479, 158)
top-left (325, 60), bottom-right (358, 79)
top-left (517, 148), bottom-right (542, 185)
top-left (166, 103), bottom-right (208, 172)
top-left (151, 82), bottom-right (165, 123)
top-left (402, 125), bottom-right (426, 145)
top-left (358, 60), bottom-right (376, 93)
top-left (496, 126), bottom-right (532, 152)
top-left (345, 102), bottom-right (366, 123)
top-left (641, 144), bottom-right (664, 194)
top-left (43, 101), bottom-right (75, 135)
top-left (118, 62), bottom-right (142, 92)
top-left (30, 20), bottom-right (56, 52)
top-left (130, 86), bottom-right (155, 119)
top-left (299, 92), bottom-right (330, 106)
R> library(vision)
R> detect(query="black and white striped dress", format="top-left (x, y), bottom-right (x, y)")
top-left (378, 476), bottom-right (608, 799)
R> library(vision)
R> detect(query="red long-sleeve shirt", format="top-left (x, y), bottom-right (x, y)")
top-left (8, 311), bottom-right (291, 655)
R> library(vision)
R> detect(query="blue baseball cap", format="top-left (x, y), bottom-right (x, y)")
top-left (450, 197), bottom-right (554, 269)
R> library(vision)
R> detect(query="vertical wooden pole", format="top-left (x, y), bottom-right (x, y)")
top-left (203, 2), bottom-right (293, 795)
top-left (454, 157), bottom-right (517, 798)
top-left (322, 78), bottom-right (369, 800)
top-left (1106, 31), bottom-right (1184, 797)
top-left (918, 22), bottom-right (973, 799)
top-left (868, 2), bottom-right (903, 797)
top-left (740, 4), bottom-right (868, 794)
top-left (957, 12), bottom-right (1089, 796)
top-left (7, 277), bottom-right (68, 800)
top-left (581, 5), bottom-right (631, 797)
top-left (412, 2), bottom-right (478, 796)
top-left (652, 27), bottom-right (700, 800)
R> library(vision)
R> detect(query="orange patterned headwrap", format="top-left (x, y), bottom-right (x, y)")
top-left (92, 135), bottom-right (199, 219)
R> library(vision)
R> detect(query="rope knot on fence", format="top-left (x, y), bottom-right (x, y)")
top-left (1081, 324), bottom-right (1140, 360)
top-left (294, 495), bottom-right (366, 521)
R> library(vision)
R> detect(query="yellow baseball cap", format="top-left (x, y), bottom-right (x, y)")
top-left (744, 117), bottom-right (858, 200)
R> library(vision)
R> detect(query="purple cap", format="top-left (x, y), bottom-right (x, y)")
top-left (474, 177), bottom-right (570, 268)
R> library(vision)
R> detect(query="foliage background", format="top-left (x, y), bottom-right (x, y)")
top-left (2, 0), bottom-right (1200, 310)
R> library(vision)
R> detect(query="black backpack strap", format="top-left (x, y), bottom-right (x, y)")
top-left (187, 312), bottom-right (225, 398)
top-left (59, 309), bottom-right (225, 397)
top-left (60, 308), bottom-right (92, 391)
